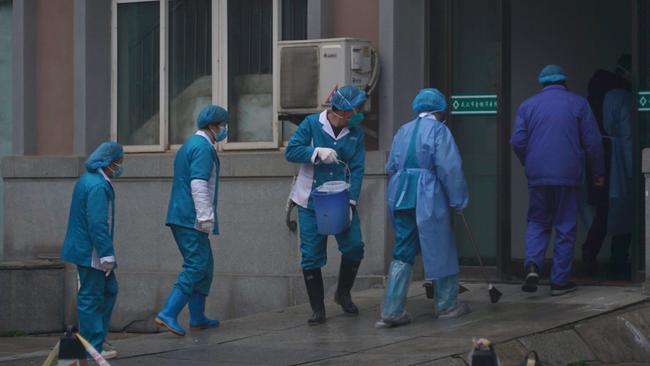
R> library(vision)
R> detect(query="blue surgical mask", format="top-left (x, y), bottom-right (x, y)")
top-left (348, 112), bottom-right (365, 128)
top-left (214, 127), bottom-right (228, 142)
top-left (111, 164), bottom-right (124, 179)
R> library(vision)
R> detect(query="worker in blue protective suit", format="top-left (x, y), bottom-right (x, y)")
top-left (375, 88), bottom-right (470, 328)
top-left (511, 65), bottom-right (605, 296)
top-left (583, 54), bottom-right (633, 280)
top-left (285, 85), bottom-right (366, 325)
top-left (155, 105), bottom-right (228, 336)
top-left (61, 142), bottom-right (124, 360)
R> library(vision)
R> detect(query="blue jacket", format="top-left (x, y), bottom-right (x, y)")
top-left (166, 134), bottom-right (220, 234)
top-left (285, 111), bottom-right (365, 209)
top-left (61, 171), bottom-right (115, 267)
top-left (511, 85), bottom-right (605, 187)
top-left (386, 115), bottom-right (468, 279)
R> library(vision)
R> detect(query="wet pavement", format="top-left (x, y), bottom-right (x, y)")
top-left (1, 282), bottom-right (647, 365)
top-left (112, 282), bottom-right (646, 365)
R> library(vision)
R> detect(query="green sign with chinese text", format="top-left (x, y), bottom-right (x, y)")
top-left (450, 95), bottom-right (498, 115)
top-left (638, 91), bottom-right (650, 112)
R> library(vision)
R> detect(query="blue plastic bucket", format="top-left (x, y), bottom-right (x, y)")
top-left (311, 181), bottom-right (350, 235)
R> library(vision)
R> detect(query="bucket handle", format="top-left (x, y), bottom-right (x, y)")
top-left (312, 160), bottom-right (352, 195)
top-left (336, 159), bottom-right (351, 185)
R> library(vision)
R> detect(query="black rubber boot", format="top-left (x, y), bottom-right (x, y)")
top-left (334, 259), bottom-right (360, 315)
top-left (303, 268), bottom-right (326, 325)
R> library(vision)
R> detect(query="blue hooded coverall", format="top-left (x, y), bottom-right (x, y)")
top-left (385, 113), bottom-right (469, 314)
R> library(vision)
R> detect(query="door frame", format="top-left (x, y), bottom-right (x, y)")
top-left (427, 0), bottom-right (512, 280)
top-left (631, 0), bottom-right (646, 282)
top-left (498, 0), bottom-right (644, 282)
top-left (430, 0), bottom-right (646, 283)
top-left (495, 0), bottom-right (512, 280)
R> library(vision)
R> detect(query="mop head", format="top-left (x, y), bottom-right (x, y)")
top-left (488, 284), bottom-right (502, 304)
top-left (422, 282), bottom-right (470, 299)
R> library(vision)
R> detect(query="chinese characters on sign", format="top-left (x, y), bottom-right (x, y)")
top-left (638, 91), bottom-right (650, 112)
top-left (450, 95), bottom-right (498, 115)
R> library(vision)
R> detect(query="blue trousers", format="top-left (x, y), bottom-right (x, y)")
top-left (390, 209), bottom-right (457, 313)
top-left (525, 186), bottom-right (578, 285)
top-left (391, 209), bottom-right (421, 265)
top-left (298, 207), bottom-right (364, 270)
top-left (171, 225), bottom-right (214, 296)
top-left (77, 265), bottom-right (118, 353)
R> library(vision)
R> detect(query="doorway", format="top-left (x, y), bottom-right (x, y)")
top-left (428, 0), bottom-right (645, 283)
top-left (508, 0), bottom-right (636, 283)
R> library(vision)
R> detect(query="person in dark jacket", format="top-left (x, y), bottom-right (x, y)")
top-left (511, 64), bottom-right (605, 296)
top-left (583, 54), bottom-right (633, 279)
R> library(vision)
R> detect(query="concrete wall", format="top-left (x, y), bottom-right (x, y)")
top-left (35, 0), bottom-right (74, 155)
top-left (377, 0), bottom-right (427, 150)
top-left (0, 260), bottom-right (64, 334)
top-left (73, 0), bottom-right (112, 156)
top-left (330, 0), bottom-right (378, 48)
top-left (329, 0), bottom-right (381, 150)
top-left (0, 0), bottom-right (12, 260)
top-left (2, 152), bottom-right (389, 332)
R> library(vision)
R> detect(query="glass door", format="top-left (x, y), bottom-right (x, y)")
top-left (429, 0), bottom-right (509, 277)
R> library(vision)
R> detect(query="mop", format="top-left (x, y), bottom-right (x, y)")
top-left (460, 213), bottom-right (502, 304)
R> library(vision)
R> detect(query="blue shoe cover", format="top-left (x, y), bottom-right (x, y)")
top-left (380, 260), bottom-right (412, 320)
top-left (433, 274), bottom-right (459, 316)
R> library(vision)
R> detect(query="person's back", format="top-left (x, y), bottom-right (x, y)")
top-left (157, 104), bottom-right (226, 337)
top-left (378, 88), bottom-right (470, 329)
top-left (588, 69), bottom-right (627, 134)
top-left (62, 172), bottom-right (114, 266)
top-left (511, 65), bottom-right (604, 297)
top-left (166, 133), bottom-right (218, 234)
top-left (59, 141), bottom-right (124, 358)
top-left (512, 85), bottom-right (603, 187)
top-left (582, 55), bottom-right (633, 279)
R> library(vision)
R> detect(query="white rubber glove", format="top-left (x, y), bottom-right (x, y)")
top-left (198, 220), bottom-right (213, 234)
top-left (316, 148), bottom-right (338, 164)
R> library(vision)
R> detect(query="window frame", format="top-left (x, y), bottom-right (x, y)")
top-left (220, 0), bottom-right (281, 151)
top-left (111, 0), bottom-right (282, 152)
top-left (111, 0), bottom-right (168, 153)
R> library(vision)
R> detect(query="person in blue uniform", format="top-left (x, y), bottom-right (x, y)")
top-left (583, 55), bottom-right (633, 279)
top-left (376, 88), bottom-right (470, 328)
top-left (155, 105), bottom-right (228, 336)
top-left (61, 142), bottom-right (124, 359)
top-left (285, 85), bottom-right (367, 325)
top-left (511, 65), bottom-right (605, 296)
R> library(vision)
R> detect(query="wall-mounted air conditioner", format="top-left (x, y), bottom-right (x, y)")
top-left (277, 38), bottom-right (380, 118)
